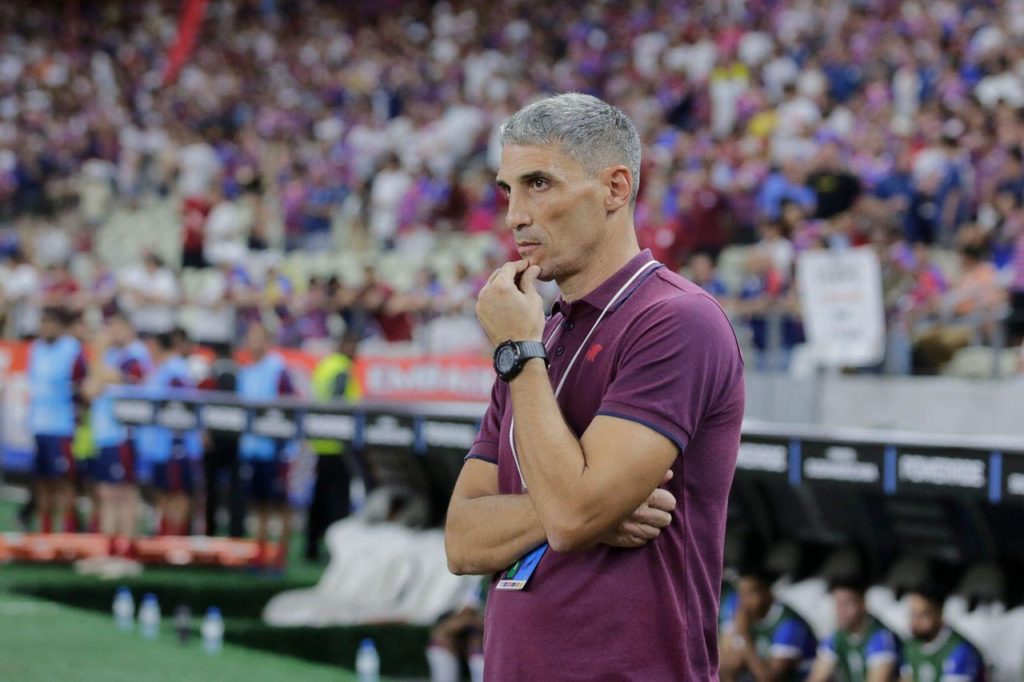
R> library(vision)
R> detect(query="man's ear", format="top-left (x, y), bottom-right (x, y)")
top-left (604, 165), bottom-right (633, 212)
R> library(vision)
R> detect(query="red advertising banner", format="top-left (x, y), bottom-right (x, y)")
top-left (355, 355), bottom-right (493, 403)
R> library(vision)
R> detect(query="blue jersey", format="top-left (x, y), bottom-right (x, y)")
top-left (749, 603), bottom-right (819, 681)
top-left (135, 356), bottom-right (198, 463)
top-left (28, 335), bottom-right (83, 437)
top-left (720, 586), bottom-right (739, 629)
top-left (92, 341), bottom-right (151, 447)
top-left (821, 616), bottom-right (901, 680)
top-left (902, 628), bottom-right (986, 682)
top-left (238, 353), bottom-right (292, 461)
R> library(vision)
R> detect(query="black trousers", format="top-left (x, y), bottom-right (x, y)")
top-left (305, 454), bottom-right (351, 561)
top-left (203, 434), bottom-right (246, 537)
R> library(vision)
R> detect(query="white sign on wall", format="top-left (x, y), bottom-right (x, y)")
top-left (797, 247), bottom-right (886, 367)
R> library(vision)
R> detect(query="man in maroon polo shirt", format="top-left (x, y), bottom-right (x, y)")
top-left (445, 93), bottom-right (745, 680)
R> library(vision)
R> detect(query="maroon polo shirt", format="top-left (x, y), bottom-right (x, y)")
top-left (467, 249), bottom-right (745, 680)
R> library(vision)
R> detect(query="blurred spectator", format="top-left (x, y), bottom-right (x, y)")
top-left (757, 219), bottom-right (795, 283)
top-left (757, 157), bottom-right (815, 222)
top-left (806, 142), bottom-right (861, 220)
top-left (358, 266), bottom-right (417, 343)
top-left (288, 277), bottom-right (333, 352)
top-left (118, 252), bottom-right (180, 336)
top-left (1, 247), bottom-right (41, 338)
top-left (191, 260), bottom-right (239, 354)
top-left (204, 185), bottom-right (251, 267)
top-left (687, 253), bottom-right (729, 299)
top-left (733, 249), bottom-right (802, 371)
top-left (306, 332), bottom-right (361, 562)
top-left (370, 155), bottom-right (412, 248)
top-left (680, 162), bottom-right (733, 261)
top-left (913, 243), bottom-right (1007, 373)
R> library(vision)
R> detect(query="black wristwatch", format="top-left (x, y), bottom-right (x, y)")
top-left (493, 340), bottom-right (549, 382)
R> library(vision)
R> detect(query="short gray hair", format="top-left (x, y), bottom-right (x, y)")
top-left (500, 93), bottom-right (642, 205)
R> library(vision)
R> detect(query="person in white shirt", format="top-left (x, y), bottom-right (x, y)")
top-left (203, 186), bottom-right (250, 266)
top-left (176, 130), bottom-right (221, 201)
top-left (369, 154), bottom-right (412, 247)
top-left (118, 252), bottom-right (180, 336)
top-left (189, 260), bottom-right (237, 352)
top-left (1, 248), bottom-right (41, 338)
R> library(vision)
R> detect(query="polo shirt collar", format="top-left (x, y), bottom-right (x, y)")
top-left (549, 249), bottom-right (657, 318)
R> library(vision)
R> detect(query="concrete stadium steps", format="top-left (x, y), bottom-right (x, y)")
top-left (92, 197), bottom-right (500, 294)
top-left (96, 199), bottom-right (182, 267)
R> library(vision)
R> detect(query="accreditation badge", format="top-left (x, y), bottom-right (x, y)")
top-left (495, 543), bottom-right (548, 591)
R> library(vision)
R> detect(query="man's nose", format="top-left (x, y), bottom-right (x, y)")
top-left (505, 191), bottom-right (531, 231)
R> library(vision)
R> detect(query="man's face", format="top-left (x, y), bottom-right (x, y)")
top-left (39, 315), bottom-right (61, 341)
top-left (246, 325), bottom-right (268, 358)
top-left (497, 144), bottom-right (612, 284)
top-left (832, 588), bottom-right (866, 632)
top-left (109, 317), bottom-right (132, 346)
top-left (738, 577), bottom-right (773, 621)
top-left (690, 254), bottom-right (713, 281)
top-left (908, 594), bottom-right (943, 642)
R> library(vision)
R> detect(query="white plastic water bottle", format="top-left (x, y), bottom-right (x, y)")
top-left (355, 638), bottom-right (380, 682)
top-left (138, 593), bottom-right (161, 640)
top-left (112, 587), bottom-right (134, 631)
top-left (201, 607), bottom-right (224, 654)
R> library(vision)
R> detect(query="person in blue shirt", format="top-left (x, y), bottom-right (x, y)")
top-left (756, 157), bottom-right (817, 222)
top-left (83, 312), bottom-right (150, 555)
top-left (135, 331), bottom-right (198, 536)
top-left (808, 576), bottom-right (901, 682)
top-left (237, 323), bottom-right (296, 568)
top-left (720, 564), bottom-right (819, 682)
top-left (900, 585), bottom-right (986, 682)
top-left (28, 308), bottom-right (87, 533)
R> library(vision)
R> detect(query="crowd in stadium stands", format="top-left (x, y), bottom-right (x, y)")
top-left (4, 0), bottom-right (1024, 374)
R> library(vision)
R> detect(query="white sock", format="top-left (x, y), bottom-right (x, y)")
top-left (468, 653), bottom-right (484, 682)
top-left (426, 645), bottom-right (460, 682)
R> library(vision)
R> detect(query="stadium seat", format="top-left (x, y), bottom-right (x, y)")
top-left (775, 577), bottom-right (834, 639)
top-left (945, 596), bottom-right (1006, 678)
top-left (989, 606), bottom-right (1024, 682)
top-left (866, 585), bottom-right (910, 640)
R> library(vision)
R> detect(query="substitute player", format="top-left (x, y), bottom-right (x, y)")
top-left (900, 585), bottom-right (986, 682)
top-left (808, 576), bottom-right (901, 682)
top-left (237, 324), bottom-right (296, 569)
top-left (135, 331), bottom-right (199, 536)
top-left (720, 564), bottom-right (818, 681)
top-left (84, 312), bottom-right (150, 555)
top-left (28, 308), bottom-right (87, 533)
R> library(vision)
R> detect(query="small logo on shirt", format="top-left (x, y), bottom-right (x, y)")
top-left (585, 343), bottom-right (604, 362)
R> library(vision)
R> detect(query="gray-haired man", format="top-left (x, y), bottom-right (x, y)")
top-left (445, 93), bottom-right (744, 678)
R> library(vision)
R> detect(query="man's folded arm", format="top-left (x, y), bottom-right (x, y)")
top-left (444, 457), bottom-right (547, 576)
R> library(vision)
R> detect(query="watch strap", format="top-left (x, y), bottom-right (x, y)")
top-left (515, 340), bottom-right (549, 366)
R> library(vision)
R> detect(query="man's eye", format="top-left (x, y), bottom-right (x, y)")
top-left (531, 178), bottom-right (548, 190)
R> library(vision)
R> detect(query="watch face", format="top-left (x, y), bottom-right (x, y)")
top-left (495, 344), bottom-right (518, 375)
